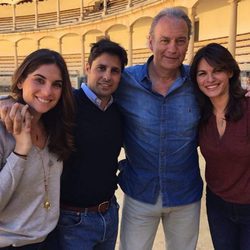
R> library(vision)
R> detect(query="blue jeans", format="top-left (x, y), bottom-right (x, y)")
top-left (0, 241), bottom-right (45, 250)
top-left (58, 197), bottom-right (119, 250)
top-left (206, 187), bottom-right (250, 250)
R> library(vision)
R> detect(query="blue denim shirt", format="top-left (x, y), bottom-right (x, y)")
top-left (115, 56), bottom-right (203, 207)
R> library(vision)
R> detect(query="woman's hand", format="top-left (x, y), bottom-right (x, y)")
top-left (13, 104), bottom-right (32, 156)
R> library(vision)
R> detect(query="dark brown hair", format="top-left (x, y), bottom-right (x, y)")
top-left (190, 43), bottom-right (246, 123)
top-left (88, 38), bottom-right (128, 71)
top-left (12, 49), bottom-right (75, 160)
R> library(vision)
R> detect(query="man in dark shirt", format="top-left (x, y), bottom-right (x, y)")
top-left (0, 38), bottom-right (127, 250)
top-left (58, 38), bottom-right (127, 250)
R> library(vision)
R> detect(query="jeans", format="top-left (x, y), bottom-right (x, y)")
top-left (58, 197), bottom-right (119, 250)
top-left (120, 194), bottom-right (200, 250)
top-left (206, 187), bottom-right (250, 250)
top-left (0, 241), bottom-right (45, 250)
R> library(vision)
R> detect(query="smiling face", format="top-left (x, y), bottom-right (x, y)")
top-left (149, 16), bottom-right (189, 73)
top-left (17, 64), bottom-right (63, 117)
top-left (196, 58), bottom-right (233, 100)
top-left (86, 52), bottom-right (122, 104)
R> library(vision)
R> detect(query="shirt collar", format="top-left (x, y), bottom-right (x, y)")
top-left (143, 55), bottom-right (188, 80)
top-left (139, 55), bottom-right (189, 94)
top-left (139, 55), bottom-right (153, 82)
top-left (81, 83), bottom-right (113, 111)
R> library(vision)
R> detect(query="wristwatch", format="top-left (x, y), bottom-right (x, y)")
top-left (0, 95), bottom-right (11, 100)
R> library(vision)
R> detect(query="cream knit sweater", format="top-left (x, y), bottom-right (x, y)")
top-left (0, 123), bottom-right (62, 247)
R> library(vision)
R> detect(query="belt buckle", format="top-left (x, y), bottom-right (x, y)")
top-left (98, 201), bottom-right (109, 213)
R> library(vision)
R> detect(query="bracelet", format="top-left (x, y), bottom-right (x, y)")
top-left (13, 151), bottom-right (28, 159)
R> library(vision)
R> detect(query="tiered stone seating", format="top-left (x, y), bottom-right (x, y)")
top-left (106, 0), bottom-right (128, 15)
top-left (132, 48), bottom-right (152, 65)
top-left (0, 16), bottom-right (13, 32)
top-left (0, 1), bottom-right (249, 82)
top-left (193, 32), bottom-right (250, 69)
top-left (15, 14), bottom-right (35, 30)
top-left (236, 33), bottom-right (250, 65)
top-left (60, 8), bottom-right (81, 24)
top-left (38, 12), bottom-right (57, 27)
top-left (82, 5), bottom-right (102, 21)
top-left (0, 56), bottom-right (15, 75)
top-left (0, 56), bottom-right (14, 92)
top-left (0, 0), bottom-right (160, 32)
top-left (63, 53), bottom-right (82, 74)
top-left (131, 0), bottom-right (150, 6)
top-left (194, 36), bottom-right (228, 52)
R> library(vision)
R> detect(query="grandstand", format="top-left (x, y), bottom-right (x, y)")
top-left (0, 0), bottom-right (250, 93)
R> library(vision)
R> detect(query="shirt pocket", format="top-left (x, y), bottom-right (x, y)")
top-left (169, 102), bottom-right (200, 138)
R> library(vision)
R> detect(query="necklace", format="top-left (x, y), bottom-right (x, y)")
top-left (217, 117), bottom-right (226, 128)
top-left (31, 126), bottom-right (46, 148)
top-left (215, 115), bottom-right (226, 138)
top-left (214, 110), bottom-right (226, 128)
top-left (36, 148), bottom-right (51, 210)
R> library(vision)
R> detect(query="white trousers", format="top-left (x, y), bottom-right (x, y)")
top-left (119, 194), bottom-right (201, 250)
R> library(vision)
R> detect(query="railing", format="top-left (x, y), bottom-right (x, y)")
top-left (106, 0), bottom-right (127, 15)
top-left (63, 53), bottom-right (82, 73)
top-left (0, 56), bottom-right (15, 75)
top-left (194, 32), bottom-right (250, 66)
top-left (0, 0), bottom-right (156, 32)
top-left (132, 48), bottom-right (152, 65)
top-left (0, 56), bottom-right (12, 95)
top-left (0, 32), bottom-right (249, 82)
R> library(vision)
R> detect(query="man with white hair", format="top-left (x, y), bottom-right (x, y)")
top-left (115, 7), bottom-right (203, 250)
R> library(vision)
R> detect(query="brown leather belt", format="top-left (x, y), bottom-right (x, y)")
top-left (61, 200), bottom-right (110, 213)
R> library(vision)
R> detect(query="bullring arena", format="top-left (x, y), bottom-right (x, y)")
top-left (0, 0), bottom-right (250, 249)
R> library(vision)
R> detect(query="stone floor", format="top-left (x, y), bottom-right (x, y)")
top-left (115, 149), bottom-right (213, 249)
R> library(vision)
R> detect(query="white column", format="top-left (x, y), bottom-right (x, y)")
top-left (228, 0), bottom-right (239, 57)
top-left (81, 36), bottom-right (86, 76)
top-left (12, 4), bottom-right (16, 31)
top-left (14, 43), bottom-right (18, 68)
top-left (56, 0), bottom-right (60, 25)
top-left (186, 7), bottom-right (196, 65)
top-left (80, 0), bottom-right (84, 21)
top-left (127, 0), bottom-right (132, 8)
top-left (34, 0), bottom-right (38, 28)
top-left (128, 26), bottom-right (133, 66)
top-left (58, 39), bottom-right (62, 54)
top-left (102, 0), bottom-right (107, 16)
top-left (104, 30), bottom-right (108, 39)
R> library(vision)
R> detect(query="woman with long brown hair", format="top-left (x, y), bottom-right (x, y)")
top-left (0, 49), bottom-right (74, 249)
top-left (190, 43), bottom-right (250, 250)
